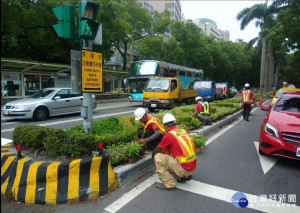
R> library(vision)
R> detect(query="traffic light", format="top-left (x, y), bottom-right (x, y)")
top-left (79, 2), bottom-right (100, 39)
top-left (53, 5), bottom-right (75, 40)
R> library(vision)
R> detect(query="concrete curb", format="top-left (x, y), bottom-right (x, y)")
top-left (114, 98), bottom-right (267, 187)
top-left (1, 146), bottom-right (118, 205)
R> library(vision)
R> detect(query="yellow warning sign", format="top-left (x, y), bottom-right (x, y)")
top-left (81, 49), bottom-right (102, 93)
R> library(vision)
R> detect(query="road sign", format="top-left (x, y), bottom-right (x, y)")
top-left (81, 49), bottom-right (102, 93)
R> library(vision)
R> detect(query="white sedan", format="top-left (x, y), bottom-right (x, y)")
top-left (2, 88), bottom-right (97, 121)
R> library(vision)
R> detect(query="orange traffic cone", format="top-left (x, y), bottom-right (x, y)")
top-left (258, 98), bottom-right (262, 107)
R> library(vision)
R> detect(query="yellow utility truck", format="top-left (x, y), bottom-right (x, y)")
top-left (143, 76), bottom-right (200, 112)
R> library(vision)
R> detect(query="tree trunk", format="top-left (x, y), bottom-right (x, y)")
top-left (122, 40), bottom-right (128, 71)
top-left (274, 64), bottom-right (279, 89)
top-left (259, 36), bottom-right (267, 93)
top-left (269, 44), bottom-right (274, 91)
top-left (264, 52), bottom-right (269, 93)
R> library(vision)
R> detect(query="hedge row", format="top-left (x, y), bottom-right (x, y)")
top-left (12, 93), bottom-right (268, 165)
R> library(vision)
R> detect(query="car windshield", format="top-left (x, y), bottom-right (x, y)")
top-left (274, 96), bottom-right (300, 113)
top-left (30, 89), bottom-right (54, 98)
top-left (194, 81), bottom-right (212, 90)
top-left (275, 90), bottom-right (298, 98)
top-left (216, 83), bottom-right (227, 88)
top-left (145, 79), bottom-right (170, 91)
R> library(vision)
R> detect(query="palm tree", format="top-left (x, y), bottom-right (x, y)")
top-left (237, 1), bottom-right (278, 93)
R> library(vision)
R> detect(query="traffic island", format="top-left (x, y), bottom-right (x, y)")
top-left (1, 144), bottom-right (118, 205)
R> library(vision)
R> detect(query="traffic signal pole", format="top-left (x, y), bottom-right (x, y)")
top-left (82, 0), bottom-right (93, 133)
top-left (82, 39), bottom-right (94, 133)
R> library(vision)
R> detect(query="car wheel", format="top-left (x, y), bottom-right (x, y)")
top-left (148, 107), bottom-right (155, 112)
top-left (33, 106), bottom-right (49, 121)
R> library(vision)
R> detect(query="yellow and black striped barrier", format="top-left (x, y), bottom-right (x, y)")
top-left (1, 144), bottom-right (118, 204)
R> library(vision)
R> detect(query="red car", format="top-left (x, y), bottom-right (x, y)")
top-left (259, 92), bottom-right (300, 160)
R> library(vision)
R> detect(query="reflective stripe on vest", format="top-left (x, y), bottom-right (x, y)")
top-left (222, 88), bottom-right (227, 95)
top-left (199, 102), bottom-right (211, 115)
top-left (169, 129), bottom-right (196, 164)
top-left (243, 90), bottom-right (251, 104)
top-left (143, 115), bottom-right (165, 134)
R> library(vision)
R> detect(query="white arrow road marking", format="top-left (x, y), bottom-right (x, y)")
top-left (104, 175), bottom-right (157, 213)
top-left (104, 174), bottom-right (299, 213)
top-left (1, 138), bottom-right (12, 146)
top-left (254, 142), bottom-right (279, 175)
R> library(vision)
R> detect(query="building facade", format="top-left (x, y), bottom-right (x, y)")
top-left (194, 18), bottom-right (230, 41)
top-left (138, 0), bottom-right (182, 21)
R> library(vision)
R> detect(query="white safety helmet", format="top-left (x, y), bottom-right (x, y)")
top-left (162, 113), bottom-right (176, 124)
top-left (245, 83), bottom-right (250, 88)
top-left (195, 96), bottom-right (203, 101)
top-left (134, 108), bottom-right (146, 120)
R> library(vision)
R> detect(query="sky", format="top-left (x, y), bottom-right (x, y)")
top-left (181, 0), bottom-right (269, 43)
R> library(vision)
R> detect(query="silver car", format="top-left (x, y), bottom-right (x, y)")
top-left (2, 88), bottom-right (97, 121)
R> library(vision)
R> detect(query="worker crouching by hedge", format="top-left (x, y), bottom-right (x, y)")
top-left (193, 96), bottom-right (212, 125)
top-left (134, 108), bottom-right (165, 150)
top-left (152, 113), bottom-right (197, 191)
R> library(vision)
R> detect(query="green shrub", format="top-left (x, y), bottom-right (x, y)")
top-left (103, 144), bottom-right (127, 165)
top-left (12, 125), bottom-right (49, 148)
top-left (192, 134), bottom-right (207, 148)
top-left (123, 142), bottom-right (143, 158)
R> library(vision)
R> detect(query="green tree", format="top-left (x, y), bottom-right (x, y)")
top-left (237, 1), bottom-right (280, 92)
top-left (1, 0), bottom-right (79, 63)
top-left (97, 0), bottom-right (170, 71)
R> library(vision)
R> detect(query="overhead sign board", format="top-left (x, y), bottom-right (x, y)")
top-left (81, 49), bottom-right (102, 93)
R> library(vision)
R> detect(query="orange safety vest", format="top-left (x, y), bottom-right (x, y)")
top-left (169, 129), bottom-right (197, 164)
top-left (242, 89), bottom-right (252, 104)
top-left (143, 115), bottom-right (165, 135)
top-left (222, 87), bottom-right (227, 95)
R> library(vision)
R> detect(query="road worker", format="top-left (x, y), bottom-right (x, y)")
top-left (222, 86), bottom-right (227, 99)
top-left (152, 113), bottom-right (197, 191)
top-left (193, 96), bottom-right (212, 125)
top-left (241, 83), bottom-right (256, 121)
top-left (134, 108), bottom-right (165, 150)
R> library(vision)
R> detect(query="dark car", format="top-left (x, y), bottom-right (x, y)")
top-left (259, 92), bottom-right (300, 160)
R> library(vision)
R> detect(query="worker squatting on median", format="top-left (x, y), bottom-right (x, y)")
top-left (152, 113), bottom-right (197, 191)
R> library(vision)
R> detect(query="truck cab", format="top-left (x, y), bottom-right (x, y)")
top-left (193, 81), bottom-right (216, 102)
top-left (143, 76), bottom-right (198, 112)
top-left (216, 82), bottom-right (232, 99)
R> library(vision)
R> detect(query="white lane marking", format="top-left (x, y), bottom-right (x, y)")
top-left (1, 110), bottom-right (136, 133)
top-left (1, 138), bottom-right (12, 146)
top-left (105, 174), bottom-right (299, 213)
top-left (254, 142), bottom-right (279, 175)
top-left (104, 175), bottom-right (158, 213)
top-left (175, 180), bottom-right (300, 213)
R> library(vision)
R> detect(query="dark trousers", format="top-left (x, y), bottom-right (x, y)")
top-left (138, 129), bottom-right (164, 150)
top-left (243, 104), bottom-right (251, 120)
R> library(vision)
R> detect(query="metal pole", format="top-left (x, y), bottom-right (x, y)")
top-left (81, 0), bottom-right (93, 133)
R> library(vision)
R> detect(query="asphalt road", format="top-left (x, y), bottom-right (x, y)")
top-left (1, 100), bottom-right (300, 213)
top-left (1, 101), bottom-right (143, 142)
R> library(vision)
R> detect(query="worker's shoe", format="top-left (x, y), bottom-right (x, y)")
top-left (177, 175), bottom-right (193, 183)
top-left (155, 182), bottom-right (176, 191)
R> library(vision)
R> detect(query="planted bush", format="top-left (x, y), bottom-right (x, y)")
top-left (12, 125), bottom-right (48, 148)
top-left (192, 134), bottom-right (207, 148)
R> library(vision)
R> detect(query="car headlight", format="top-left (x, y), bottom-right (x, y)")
top-left (14, 105), bottom-right (27, 109)
top-left (160, 99), bottom-right (170, 103)
top-left (264, 123), bottom-right (279, 138)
